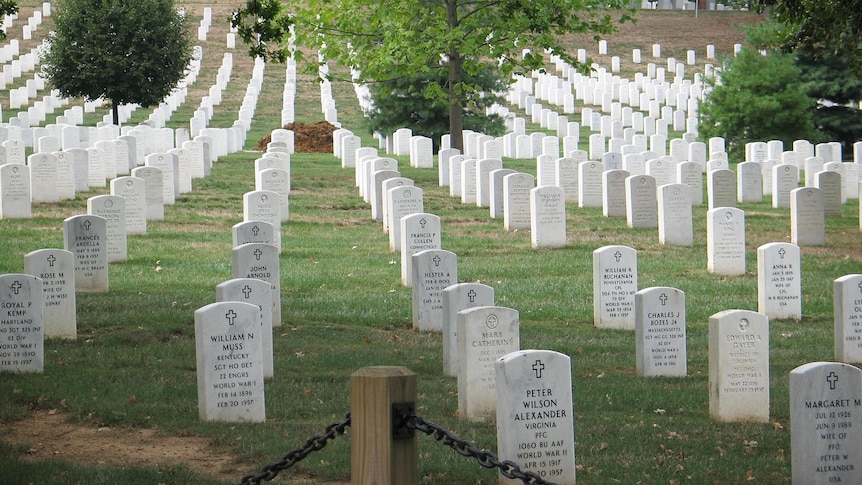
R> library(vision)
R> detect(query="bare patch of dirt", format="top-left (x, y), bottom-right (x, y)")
top-left (253, 121), bottom-right (339, 153)
top-left (5, 410), bottom-right (241, 483)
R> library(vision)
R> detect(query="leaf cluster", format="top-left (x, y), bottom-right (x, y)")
top-left (230, 0), bottom-right (294, 63)
top-left (40, 0), bottom-right (192, 110)
top-left (754, 0), bottom-right (862, 74)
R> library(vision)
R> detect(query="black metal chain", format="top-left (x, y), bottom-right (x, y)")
top-left (234, 412), bottom-right (351, 485)
top-left (405, 411), bottom-right (560, 485)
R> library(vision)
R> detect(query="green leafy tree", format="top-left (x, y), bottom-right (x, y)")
top-left (0, 1), bottom-right (18, 41)
top-left (698, 47), bottom-right (818, 162)
top-left (233, 0), bottom-right (634, 151)
top-left (754, 0), bottom-right (862, 74)
top-left (41, 0), bottom-right (192, 126)
top-left (365, 62), bottom-right (507, 151)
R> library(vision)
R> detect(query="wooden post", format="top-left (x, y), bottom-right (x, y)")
top-left (351, 366), bottom-right (418, 485)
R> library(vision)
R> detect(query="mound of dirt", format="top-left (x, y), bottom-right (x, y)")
top-left (254, 121), bottom-right (339, 153)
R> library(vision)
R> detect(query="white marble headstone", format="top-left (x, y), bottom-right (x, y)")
top-left (593, 245), bottom-right (638, 330)
top-left (708, 309), bottom-right (769, 422)
top-left (790, 362), bottom-right (862, 485)
top-left (24, 249), bottom-right (76, 339)
top-left (635, 286), bottom-right (687, 377)
top-left (495, 350), bottom-right (575, 484)
top-left (457, 305), bottom-right (519, 421)
top-left (194, 301), bottom-right (265, 422)
top-left (411, 249), bottom-right (457, 332)
top-left (441, 283), bottom-right (494, 376)
top-left (0, 274), bottom-right (44, 373)
top-left (757, 242), bottom-right (802, 320)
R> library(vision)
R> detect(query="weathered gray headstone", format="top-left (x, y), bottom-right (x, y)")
top-left (194, 301), bottom-right (265, 422)
top-left (530, 186), bottom-right (566, 248)
top-left (0, 163), bottom-right (31, 219)
top-left (490, 168), bottom-right (517, 219)
top-left (63, 215), bottom-right (108, 292)
top-left (773, 164), bottom-right (799, 209)
top-left (593, 245), bottom-right (638, 330)
top-left (790, 362), bottom-right (862, 485)
top-left (27, 153), bottom-right (58, 203)
top-left (625, 174), bottom-right (657, 228)
top-left (578, 161), bottom-right (603, 208)
top-left (131, 166), bottom-right (165, 221)
top-left (442, 282), bottom-right (494, 376)
top-left (0, 274), bottom-right (44, 373)
top-left (255, 168), bottom-right (290, 222)
top-left (757, 242), bottom-right (802, 320)
top-left (707, 207), bottom-right (746, 275)
top-left (216, 278), bottom-right (273, 378)
top-left (232, 221), bottom-right (275, 248)
top-left (387, 186), bottom-right (424, 252)
top-left (110, 176), bottom-right (147, 235)
top-left (657, 184), bottom-right (692, 246)
top-left (411, 249), bottom-right (457, 332)
top-left (243, 190), bottom-right (281, 251)
top-left (635, 286), bottom-right (687, 377)
top-left (457, 305), bottom-right (519, 421)
top-left (708, 309), bottom-right (770, 422)
top-left (737, 161), bottom-right (763, 203)
top-left (602, 169), bottom-right (629, 218)
top-left (707, 169), bottom-right (737, 210)
top-left (24, 249), bottom-right (76, 339)
top-left (790, 187), bottom-right (825, 246)
top-left (495, 350), bottom-right (575, 484)
top-left (87, 195), bottom-right (127, 263)
top-left (504, 172), bottom-right (534, 230)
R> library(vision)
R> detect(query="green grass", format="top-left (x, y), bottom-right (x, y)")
top-left (0, 3), bottom-right (858, 485)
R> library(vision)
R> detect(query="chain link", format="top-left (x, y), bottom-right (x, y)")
top-left (234, 409), bottom-right (558, 485)
top-left (234, 412), bottom-right (351, 485)
top-left (406, 412), bottom-right (560, 485)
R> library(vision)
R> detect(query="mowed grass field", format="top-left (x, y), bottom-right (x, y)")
top-left (4, 3), bottom-right (860, 485)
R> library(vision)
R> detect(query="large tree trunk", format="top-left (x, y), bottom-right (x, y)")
top-left (112, 103), bottom-right (120, 127)
top-left (445, 0), bottom-right (464, 152)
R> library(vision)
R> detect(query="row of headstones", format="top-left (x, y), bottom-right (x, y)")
top-left (192, 137), bottom-right (304, 423)
top-left (339, 134), bottom-right (861, 482)
top-left (0, 144), bottom-right (294, 420)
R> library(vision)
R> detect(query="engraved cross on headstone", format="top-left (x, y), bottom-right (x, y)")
top-left (659, 293), bottom-right (668, 306)
top-left (253, 248), bottom-right (263, 260)
top-left (778, 247), bottom-right (786, 259)
top-left (11, 281), bottom-right (22, 295)
top-left (225, 310), bottom-right (237, 325)
top-left (251, 225), bottom-right (260, 236)
top-left (532, 360), bottom-right (545, 379)
top-left (827, 371), bottom-right (839, 390)
top-left (83, 220), bottom-right (91, 230)
top-left (467, 289), bottom-right (476, 303)
top-left (242, 285), bottom-right (252, 298)
top-left (47, 255), bottom-right (56, 267)
top-left (433, 255), bottom-right (441, 266)
top-left (614, 251), bottom-right (622, 262)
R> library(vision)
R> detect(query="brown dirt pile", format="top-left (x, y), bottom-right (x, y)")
top-left (253, 121), bottom-right (339, 153)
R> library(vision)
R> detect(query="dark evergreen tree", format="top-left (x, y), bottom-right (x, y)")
top-left (364, 64), bottom-right (507, 151)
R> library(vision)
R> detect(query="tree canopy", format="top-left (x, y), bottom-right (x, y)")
top-left (754, 0), bottom-right (862, 73)
top-left (41, 0), bottom-right (192, 125)
top-left (0, 1), bottom-right (17, 40)
top-left (234, 0), bottom-right (634, 150)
